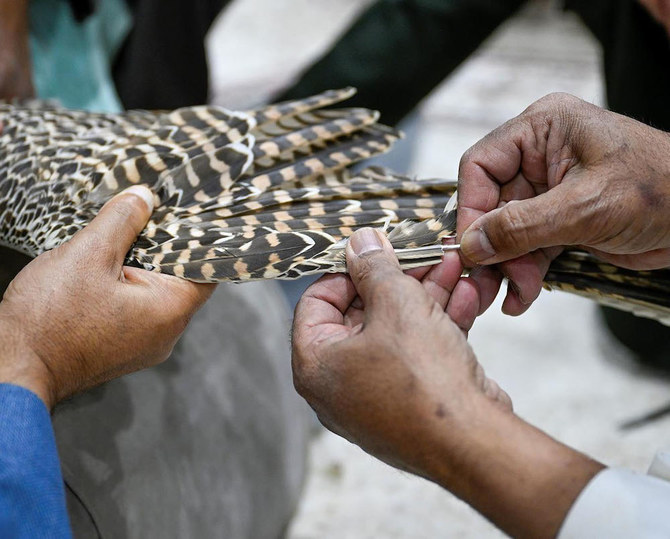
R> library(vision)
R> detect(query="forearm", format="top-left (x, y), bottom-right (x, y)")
top-left (293, 228), bottom-right (603, 536)
top-left (427, 398), bottom-right (603, 538)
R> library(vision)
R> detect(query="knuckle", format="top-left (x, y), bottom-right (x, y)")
top-left (356, 252), bottom-right (400, 282)
top-left (529, 92), bottom-right (578, 112)
top-left (107, 198), bottom-right (147, 235)
top-left (150, 300), bottom-right (193, 338)
top-left (525, 93), bottom-right (591, 142)
top-left (459, 146), bottom-right (476, 170)
top-left (291, 367), bottom-right (308, 396)
top-left (543, 91), bottom-right (577, 104)
top-left (362, 275), bottom-right (406, 313)
top-left (113, 195), bottom-right (146, 218)
top-left (351, 253), bottom-right (377, 282)
top-left (490, 203), bottom-right (534, 253)
top-left (459, 132), bottom-right (501, 173)
top-left (524, 93), bottom-right (577, 127)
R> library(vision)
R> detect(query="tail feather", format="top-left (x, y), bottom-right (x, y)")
top-left (248, 87), bottom-right (357, 126)
top-left (544, 250), bottom-right (670, 325)
top-left (88, 107), bottom-right (257, 202)
top-left (250, 109), bottom-right (379, 161)
top-left (133, 187), bottom-right (458, 282)
top-left (196, 177), bottom-right (452, 220)
top-left (8, 90), bottom-right (670, 326)
top-left (251, 107), bottom-right (378, 141)
top-left (234, 126), bottom-right (399, 198)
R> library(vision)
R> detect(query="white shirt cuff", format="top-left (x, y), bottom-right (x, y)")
top-left (558, 466), bottom-right (670, 538)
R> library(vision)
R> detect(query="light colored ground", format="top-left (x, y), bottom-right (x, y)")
top-left (208, 2), bottom-right (670, 537)
top-left (208, 0), bottom-right (375, 108)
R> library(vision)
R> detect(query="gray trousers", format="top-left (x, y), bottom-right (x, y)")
top-left (51, 282), bottom-right (309, 539)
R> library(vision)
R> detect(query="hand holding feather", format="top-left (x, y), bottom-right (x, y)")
top-left (458, 93), bottom-right (670, 316)
top-left (292, 227), bottom-right (603, 538)
top-left (0, 187), bottom-right (214, 409)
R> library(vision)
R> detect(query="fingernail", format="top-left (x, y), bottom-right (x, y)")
top-left (119, 185), bottom-right (155, 212)
top-left (461, 228), bottom-right (495, 262)
top-left (350, 228), bottom-right (383, 255)
top-left (508, 279), bottom-right (531, 305)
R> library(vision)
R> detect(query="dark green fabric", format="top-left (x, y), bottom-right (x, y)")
top-left (282, 0), bottom-right (670, 130)
top-left (567, 0), bottom-right (670, 358)
top-left (279, 0), bottom-right (525, 125)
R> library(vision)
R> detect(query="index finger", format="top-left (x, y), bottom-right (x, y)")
top-left (294, 273), bottom-right (357, 329)
top-left (292, 274), bottom-right (359, 361)
top-left (457, 127), bottom-right (523, 239)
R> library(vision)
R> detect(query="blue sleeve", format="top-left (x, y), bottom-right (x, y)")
top-left (0, 384), bottom-right (72, 538)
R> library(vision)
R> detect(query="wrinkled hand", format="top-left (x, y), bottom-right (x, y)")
top-left (292, 227), bottom-right (603, 537)
top-left (0, 0), bottom-right (34, 100)
top-left (458, 93), bottom-right (670, 315)
top-left (292, 228), bottom-right (510, 477)
top-left (639, 0), bottom-right (670, 35)
top-left (0, 186), bottom-right (215, 409)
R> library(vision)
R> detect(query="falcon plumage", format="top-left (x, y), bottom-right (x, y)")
top-left (0, 88), bottom-right (455, 281)
top-left (1, 88), bottom-right (669, 324)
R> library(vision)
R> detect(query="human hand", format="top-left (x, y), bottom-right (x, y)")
top-left (0, 186), bottom-right (215, 409)
top-left (639, 0), bottom-right (670, 35)
top-left (292, 227), bottom-right (603, 537)
top-left (457, 93), bottom-right (670, 315)
top-left (292, 227), bottom-right (510, 478)
top-left (0, 0), bottom-right (34, 100)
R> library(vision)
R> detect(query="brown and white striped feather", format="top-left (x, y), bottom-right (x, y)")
top-left (0, 90), bottom-right (457, 283)
top-left (2, 90), bottom-right (670, 324)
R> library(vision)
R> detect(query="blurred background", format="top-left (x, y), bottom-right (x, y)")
top-left (5, 0), bottom-right (670, 537)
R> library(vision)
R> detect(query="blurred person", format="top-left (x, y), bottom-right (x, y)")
top-left (0, 0), bottom-right (234, 110)
top-left (280, 0), bottom-right (670, 364)
top-left (292, 92), bottom-right (670, 538)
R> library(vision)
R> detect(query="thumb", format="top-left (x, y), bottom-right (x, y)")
top-left (460, 187), bottom-right (580, 264)
top-left (77, 185), bottom-right (155, 265)
top-left (345, 228), bottom-right (407, 313)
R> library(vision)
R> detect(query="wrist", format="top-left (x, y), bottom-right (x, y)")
top-left (424, 397), bottom-right (603, 537)
top-left (0, 323), bottom-right (54, 410)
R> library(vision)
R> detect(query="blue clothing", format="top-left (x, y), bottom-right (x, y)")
top-left (0, 384), bottom-right (71, 538)
top-left (29, 0), bottom-right (132, 112)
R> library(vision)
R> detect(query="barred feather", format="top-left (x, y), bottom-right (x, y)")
top-left (544, 250), bottom-right (670, 325)
top-left (1, 90), bottom-right (669, 325)
top-left (0, 90), bottom-right (456, 283)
